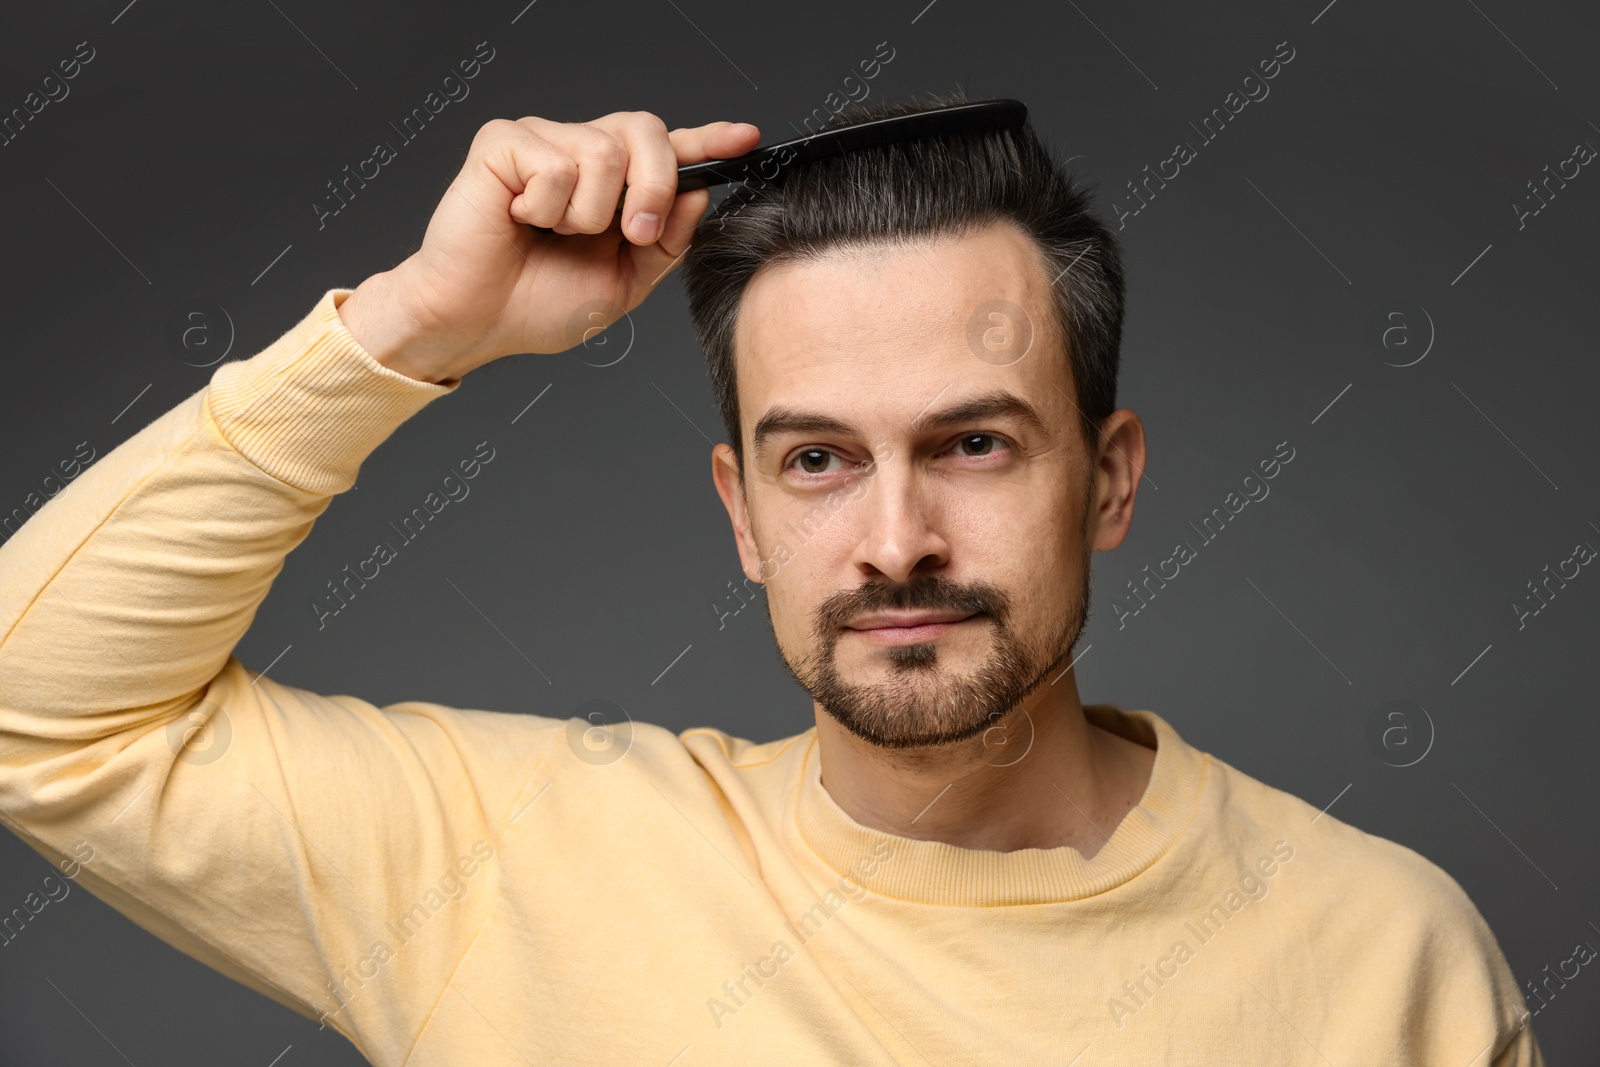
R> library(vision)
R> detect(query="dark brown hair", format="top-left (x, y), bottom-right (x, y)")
top-left (680, 88), bottom-right (1127, 474)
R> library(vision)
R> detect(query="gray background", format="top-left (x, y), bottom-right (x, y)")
top-left (1, 0), bottom-right (1596, 1062)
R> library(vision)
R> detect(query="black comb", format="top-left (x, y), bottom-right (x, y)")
top-left (675, 98), bottom-right (1028, 191)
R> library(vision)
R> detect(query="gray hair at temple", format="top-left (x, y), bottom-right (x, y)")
top-left (679, 88), bottom-right (1127, 476)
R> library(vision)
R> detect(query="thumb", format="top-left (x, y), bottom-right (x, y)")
top-left (626, 186), bottom-right (711, 296)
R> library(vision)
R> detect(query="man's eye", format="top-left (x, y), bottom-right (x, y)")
top-left (790, 448), bottom-right (841, 475)
top-left (786, 435), bottom-right (1009, 476)
top-left (953, 434), bottom-right (1005, 457)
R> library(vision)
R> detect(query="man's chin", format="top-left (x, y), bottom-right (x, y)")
top-left (824, 714), bottom-right (997, 751)
top-left (834, 635), bottom-right (990, 678)
top-left (817, 686), bottom-right (1002, 751)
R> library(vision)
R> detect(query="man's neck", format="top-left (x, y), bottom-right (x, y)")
top-left (811, 672), bottom-right (1156, 858)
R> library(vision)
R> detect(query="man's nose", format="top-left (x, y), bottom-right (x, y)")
top-left (847, 459), bottom-right (951, 583)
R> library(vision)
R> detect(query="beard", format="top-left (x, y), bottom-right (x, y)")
top-left (770, 526), bottom-right (1095, 751)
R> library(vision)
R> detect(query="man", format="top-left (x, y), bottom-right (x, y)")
top-left (0, 92), bottom-right (1543, 1064)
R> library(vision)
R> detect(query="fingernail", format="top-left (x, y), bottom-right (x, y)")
top-left (630, 212), bottom-right (661, 243)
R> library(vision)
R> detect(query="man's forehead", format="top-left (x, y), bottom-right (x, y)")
top-left (732, 223), bottom-right (1065, 450)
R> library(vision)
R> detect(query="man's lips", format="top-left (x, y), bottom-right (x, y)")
top-left (845, 611), bottom-right (978, 645)
top-left (847, 610), bottom-right (976, 630)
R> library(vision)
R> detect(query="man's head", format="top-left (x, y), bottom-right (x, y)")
top-left (682, 90), bottom-right (1139, 751)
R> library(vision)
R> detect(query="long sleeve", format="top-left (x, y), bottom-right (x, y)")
top-left (0, 289), bottom-right (562, 1059)
top-left (1493, 1018), bottom-right (1546, 1067)
top-left (0, 287), bottom-right (1561, 1065)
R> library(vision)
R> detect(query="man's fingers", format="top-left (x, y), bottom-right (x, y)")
top-left (668, 120), bottom-right (762, 166)
top-left (515, 116), bottom-right (630, 234)
top-left (469, 119), bottom-right (575, 229)
top-left (659, 185), bottom-right (709, 254)
top-left (625, 185), bottom-right (710, 289)
top-left (591, 111), bottom-right (680, 246)
top-left (479, 114), bottom-right (761, 244)
top-left (603, 115), bottom-right (762, 245)
top-left (509, 144), bottom-right (578, 229)
top-left (621, 119), bottom-right (760, 290)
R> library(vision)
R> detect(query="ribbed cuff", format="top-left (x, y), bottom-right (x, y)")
top-left (205, 288), bottom-right (460, 494)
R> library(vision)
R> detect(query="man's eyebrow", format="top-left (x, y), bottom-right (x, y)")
top-left (750, 390), bottom-right (1051, 463)
top-left (911, 390), bottom-right (1051, 439)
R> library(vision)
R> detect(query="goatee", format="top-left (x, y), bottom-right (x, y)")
top-left (773, 561), bottom-right (1092, 750)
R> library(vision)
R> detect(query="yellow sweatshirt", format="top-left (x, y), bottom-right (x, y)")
top-left (0, 288), bottom-right (1547, 1066)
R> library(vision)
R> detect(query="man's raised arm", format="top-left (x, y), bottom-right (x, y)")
top-left (0, 112), bottom-right (759, 1058)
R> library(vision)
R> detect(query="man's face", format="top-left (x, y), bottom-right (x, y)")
top-left (711, 221), bottom-right (1112, 751)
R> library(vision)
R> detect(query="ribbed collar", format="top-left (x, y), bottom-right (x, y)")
top-left (791, 705), bottom-right (1209, 906)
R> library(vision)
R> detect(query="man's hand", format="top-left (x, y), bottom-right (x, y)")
top-left (336, 111), bottom-right (761, 383)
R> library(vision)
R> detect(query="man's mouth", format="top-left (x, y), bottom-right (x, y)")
top-left (844, 610), bottom-right (978, 645)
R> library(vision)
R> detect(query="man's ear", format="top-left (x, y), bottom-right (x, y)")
top-left (1090, 409), bottom-right (1145, 552)
top-left (711, 443), bottom-right (765, 584)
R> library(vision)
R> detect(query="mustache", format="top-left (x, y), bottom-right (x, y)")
top-left (815, 574), bottom-right (1010, 633)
